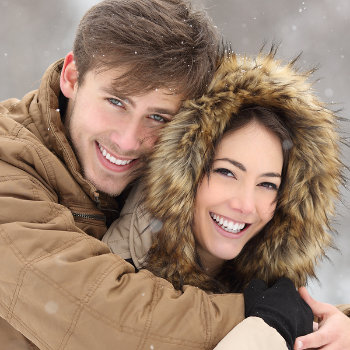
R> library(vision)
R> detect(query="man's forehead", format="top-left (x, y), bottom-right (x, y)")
top-left (89, 65), bottom-right (181, 97)
top-left (90, 65), bottom-right (128, 83)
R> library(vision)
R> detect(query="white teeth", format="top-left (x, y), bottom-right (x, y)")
top-left (210, 213), bottom-right (246, 234)
top-left (98, 144), bottom-right (133, 166)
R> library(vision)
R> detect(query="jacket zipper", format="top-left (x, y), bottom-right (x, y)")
top-left (72, 212), bottom-right (105, 221)
top-left (71, 191), bottom-right (105, 221)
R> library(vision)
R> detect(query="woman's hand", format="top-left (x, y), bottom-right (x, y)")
top-left (244, 278), bottom-right (313, 350)
top-left (294, 287), bottom-right (350, 350)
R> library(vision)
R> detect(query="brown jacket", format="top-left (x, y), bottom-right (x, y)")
top-left (105, 49), bottom-right (350, 347)
top-left (0, 59), bottom-right (278, 349)
top-left (104, 182), bottom-right (289, 349)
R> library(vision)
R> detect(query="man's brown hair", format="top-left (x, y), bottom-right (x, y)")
top-left (73, 0), bottom-right (220, 99)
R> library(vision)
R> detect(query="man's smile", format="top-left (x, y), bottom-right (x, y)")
top-left (97, 142), bottom-right (135, 166)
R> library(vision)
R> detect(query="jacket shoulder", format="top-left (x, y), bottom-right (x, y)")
top-left (0, 98), bottom-right (21, 115)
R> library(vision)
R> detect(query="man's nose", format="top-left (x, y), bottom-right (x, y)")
top-left (110, 120), bottom-right (144, 152)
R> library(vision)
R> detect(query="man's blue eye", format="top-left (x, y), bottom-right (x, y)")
top-left (108, 98), bottom-right (123, 107)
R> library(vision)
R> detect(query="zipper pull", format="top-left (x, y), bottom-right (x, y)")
top-left (94, 191), bottom-right (101, 209)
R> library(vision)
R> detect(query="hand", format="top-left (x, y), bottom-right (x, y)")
top-left (294, 287), bottom-right (350, 350)
top-left (244, 278), bottom-right (313, 350)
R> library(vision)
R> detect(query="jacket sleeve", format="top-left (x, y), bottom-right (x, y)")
top-left (337, 304), bottom-right (350, 317)
top-left (0, 137), bottom-right (246, 349)
top-left (104, 182), bottom-right (290, 350)
top-left (213, 317), bottom-right (288, 350)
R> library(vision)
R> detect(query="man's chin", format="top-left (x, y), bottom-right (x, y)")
top-left (84, 173), bottom-right (129, 197)
top-left (94, 181), bottom-right (128, 197)
top-left (84, 161), bottom-right (141, 197)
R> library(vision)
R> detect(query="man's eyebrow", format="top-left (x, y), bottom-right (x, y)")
top-left (100, 86), bottom-right (130, 102)
top-left (100, 87), bottom-right (179, 115)
top-left (215, 158), bottom-right (281, 177)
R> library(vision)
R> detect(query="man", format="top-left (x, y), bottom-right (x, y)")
top-left (0, 1), bottom-right (247, 349)
top-left (0, 1), bottom-right (314, 349)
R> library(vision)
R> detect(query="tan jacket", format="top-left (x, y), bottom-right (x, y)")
top-left (104, 49), bottom-right (350, 348)
top-left (104, 182), bottom-right (288, 349)
top-left (0, 59), bottom-right (284, 350)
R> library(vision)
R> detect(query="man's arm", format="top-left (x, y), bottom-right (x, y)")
top-left (0, 157), bottom-right (246, 349)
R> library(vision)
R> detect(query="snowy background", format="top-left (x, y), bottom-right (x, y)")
top-left (0, 0), bottom-right (349, 304)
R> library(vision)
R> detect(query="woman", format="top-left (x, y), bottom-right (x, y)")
top-left (103, 47), bottom-right (350, 349)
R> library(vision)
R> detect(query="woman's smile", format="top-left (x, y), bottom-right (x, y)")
top-left (209, 212), bottom-right (248, 234)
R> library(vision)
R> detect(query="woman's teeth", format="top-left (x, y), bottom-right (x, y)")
top-left (98, 144), bottom-right (133, 166)
top-left (210, 213), bottom-right (246, 233)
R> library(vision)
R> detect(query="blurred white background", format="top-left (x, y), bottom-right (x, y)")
top-left (0, 0), bottom-right (349, 304)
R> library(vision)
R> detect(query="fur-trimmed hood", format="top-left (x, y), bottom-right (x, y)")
top-left (142, 48), bottom-right (345, 292)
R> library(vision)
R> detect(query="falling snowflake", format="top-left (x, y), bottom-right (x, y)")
top-left (45, 301), bottom-right (59, 314)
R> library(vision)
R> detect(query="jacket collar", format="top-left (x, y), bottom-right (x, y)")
top-left (32, 59), bottom-right (111, 205)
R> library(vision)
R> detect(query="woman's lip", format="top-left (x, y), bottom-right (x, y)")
top-left (210, 211), bottom-right (246, 225)
top-left (210, 214), bottom-right (250, 239)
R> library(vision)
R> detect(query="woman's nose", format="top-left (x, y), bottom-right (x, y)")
top-left (228, 187), bottom-right (256, 215)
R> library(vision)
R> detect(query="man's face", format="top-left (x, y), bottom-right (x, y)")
top-left (63, 62), bottom-right (183, 196)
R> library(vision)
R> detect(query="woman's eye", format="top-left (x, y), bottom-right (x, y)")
top-left (108, 98), bottom-right (123, 107)
top-left (213, 168), bottom-right (235, 178)
top-left (259, 182), bottom-right (279, 191)
top-left (149, 114), bottom-right (167, 123)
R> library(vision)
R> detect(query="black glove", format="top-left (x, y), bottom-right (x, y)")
top-left (244, 277), bottom-right (313, 350)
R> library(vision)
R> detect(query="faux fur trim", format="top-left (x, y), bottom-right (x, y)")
top-left (142, 48), bottom-right (345, 291)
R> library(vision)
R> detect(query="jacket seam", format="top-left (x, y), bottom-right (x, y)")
top-left (44, 64), bottom-right (80, 186)
top-left (136, 277), bottom-right (161, 350)
top-left (135, 272), bottom-right (214, 347)
top-left (58, 252), bottom-right (130, 349)
top-left (4, 101), bottom-right (19, 114)
top-left (0, 302), bottom-right (53, 350)
top-left (202, 292), bottom-right (212, 348)
top-left (1, 226), bottom-right (213, 347)
top-left (0, 132), bottom-right (58, 192)
top-left (2, 221), bottom-right (212, 347)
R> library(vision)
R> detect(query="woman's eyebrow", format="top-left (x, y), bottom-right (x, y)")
top-left (215, 158), bottom-right (281, 178)
top-left (216, 158), bottom-right (246, 171)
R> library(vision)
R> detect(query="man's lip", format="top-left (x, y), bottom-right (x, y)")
top-left (97, 142), bottom-right (137, 161)
top-left (95, 142), bottom-right (138, 172)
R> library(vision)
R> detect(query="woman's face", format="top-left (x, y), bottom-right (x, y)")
top-left (193, 120), bottom-right (283, 271)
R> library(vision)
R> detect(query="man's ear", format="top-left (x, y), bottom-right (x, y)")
top-left (60, 51), bottom-right (78, 99)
